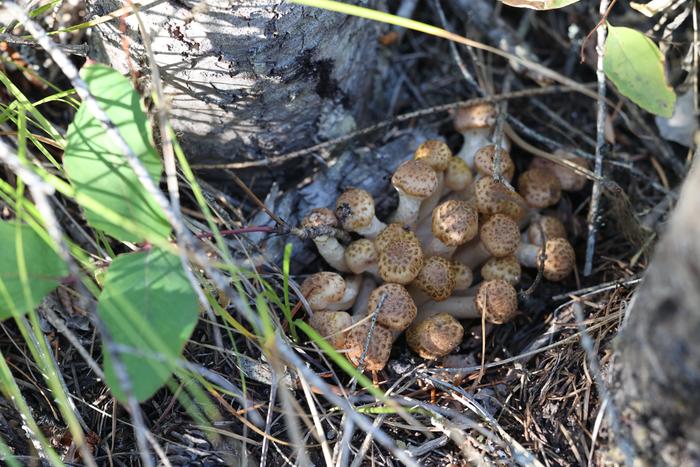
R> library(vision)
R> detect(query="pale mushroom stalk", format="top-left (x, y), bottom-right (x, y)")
top-left (452, 239), bottom-right (492, 269)
top-left (302, 208), bottom-right (349, 272)
top-left (515, 237), bottom-right (576, 282)
top-left (414, 140), bottom-right (452, 223)
top-left (328, 275), bottom-right (362, 311)
top-left (390, 160), bottom-right (438, 228)
top-left (457, 127), bottom-right (492, 167)
top-left (417, 279), bottom-right (518, 324)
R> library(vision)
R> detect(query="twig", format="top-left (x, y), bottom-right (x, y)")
top-left (0, 33), bottom-right (89, 56)
top-left (584, 1), bottom-right (610, 276)
top-left (356, 292), bottom-right (387, 374)
top-left (572, 302), bottom-right (635, 464)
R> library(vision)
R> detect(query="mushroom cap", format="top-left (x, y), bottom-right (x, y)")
top-left (300, 272), bottom-right (346, 310)
top-left (474, 145), bottom-right (515, 181)
top-left (378, 235), bottom-right (424, 284)
top-left (406, 313), bottom-right (465, 360)
top-left (392, 160), bottom-right (438, 199)
top-left (454, 103), bottom-right (497, 132)
top-left (480, 255), bottom-right (522, 285)
top-left (451, 261), bottom-right (474, 290)
top-left (301, 208), bottom-right (338, 231)
top-left (308, 311), bottom-right (353, 349)
top-left (367, 283), bottom-right (417, 331)
top-left (414, 140), bottom-right (452, 171)
top-left (346, 322), bottom-right (394, 371)
top-left (538, 237), bottom-right (576, 281)
top-left (432, 200), bottom-right (479, 247)
top-left (414, 256), bottom-right (456, 302)
top-left (480, 214), bottom-right (520, 257)
top-left (444, 157), bottom-right (474, 191)
top-left (531, 150), bottom-right (589, 192)
top-left (527, 216), bottom-right (566, 246)
top-left (335, 188), bottom-right (376, 232)
top-left (517, 168), bottom-right (562, 209)
top-left (374, 223), bottom-right (410, 253)
top-left (475, 279), bottom-right (518, 324)
top-left (474, 177), bottom-right (528, 221)
top-left (344, 239), bottom-right (378, 274)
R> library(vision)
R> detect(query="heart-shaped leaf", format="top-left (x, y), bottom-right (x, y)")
top-left (500, 0), bottom-right (579, 10)
top-left (64, 64), bottom-right (171, 243)
top-left (98, 248), bottom-right (198, 402)
top-left (604, 25), bottom-right (676, 118)
top-left (0, 222), bottom-right (68, 320)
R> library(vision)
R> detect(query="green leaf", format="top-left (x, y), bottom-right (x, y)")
top-left (99, 248), bottom-right (198, 402)
top-left (499, 0), bottom-right (579, 10)
top-left (0, 222), bottom-right (68, 320)
top-left (604, 25), bottom-right (676, 118)
top-left (64, 64), bottom-right (171, 243)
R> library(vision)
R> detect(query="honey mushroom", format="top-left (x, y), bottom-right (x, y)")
top-left (451, 261), bottom-right (474, 291)
top-left (480, 255), bottom-right (522, 286)
top-left (406, 313), bottom-right (465, 360)
top-left (344, 238), bottom-right (379, 277)
top-left (407, 256), bottom-right (457, 305)
top-left (517, 168), bottom-right (562, 209)
top-left (526, 215), bottom-right (566, 246)
top-left (473, 145), bottom-right (516, 182)
top-left (300, 272), bottom-right (361, 311)
top-left (515, 237), bottom-right (576, 282)
top-left (390, 160), bottom-right (438, 228)
top-left (335, 188), bottom-right (386, 238)
top-left (452, 213), bottom-right (521, 269)
top-left (473, 177), bottom-right (529, 223)
top-left (422, 200), bottom-right (479, 258)
top-left (416, 279), bottom-right (519, 325)
top-left (301, 208), bottom-right (349, 272)
top-left (453, 103), bottom-right (498, 167)
top-left (443, 156), bottom-right (474, 195)
top-left (308, 311), bottom-right (353, 350)
top-left (530, 149), bottom-right (589, 192)
top-left (377, 233), bottom-right (424, 285)
top-left (413, 140), bottom-right (453, 221)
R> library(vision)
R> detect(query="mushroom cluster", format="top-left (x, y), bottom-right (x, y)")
top-left (301, 103), bottom-right (586, 374)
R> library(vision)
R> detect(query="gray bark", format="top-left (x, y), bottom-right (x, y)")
top-left (89, 0), bottom-right (378, 164)
top-left (613, 149), bottom-right (700, 465)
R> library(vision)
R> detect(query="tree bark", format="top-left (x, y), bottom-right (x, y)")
top-left (89, 0), bottom-right (378, 165)
top-left (613, 149), bottom-right (700, 465)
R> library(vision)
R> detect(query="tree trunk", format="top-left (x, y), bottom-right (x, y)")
top-left (89, 0), bottom-right (378, 165)
top-left (613, 148), bottom-right (700, 465)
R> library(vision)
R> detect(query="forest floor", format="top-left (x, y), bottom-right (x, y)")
top-left (0, 0), bottom-right (697, 466)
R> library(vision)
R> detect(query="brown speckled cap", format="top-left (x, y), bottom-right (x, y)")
top-left (451, 261), bottom-right (474, 290)
top-left (432, 200), bottom-right (479, 247)
top-left (414, 140), bottom-right (452, 171)
top-left (475, 279), bottom-right (518, 324)
top-left (518, 168), bottom-right (562, 208)
top-left (367, 283), bottom-right (417, 331)
top-left (480, 214), bottom-right (520, 257)
top-left (481, 255), bottom-right (521, 285)
top-left (414, 257), bottom-right (456, 302)
top-left (539, 237), bottom-right (576, 281)
top-left (406, 313), bottom-right (465, 360)
top-left (531, 150), bottom-right (589, 192)
top-left (374, 223), bottom-right (409, 253)
top-left (345, 322), bottom-right (394, 371)
top-left (528, 216), bottom-right (566, 246)
top-left (474, 177), bottom-right (527, 221)
top-left (344, 239), bottom-right (378, 275)
top-left (378, 235), bottom-right (424, 284)
top-left (335, 188), bottom-right (376, 232)
top-left (454, 103), bottom-right (497, 132)
top-left (413, 139), bottom-right (453, 172)
top-left (301, 208), bottom-right (338, 230)
top-left (474, 145), bottom-right (515, 181)
top-left (308, 311), bottom-right (353, 349)
top-left (444, 157), bottom-right (473, 191)
top-left (300, 272), bottom-right (346, 310)
top-left (391, 160), bottom-right (438, 199)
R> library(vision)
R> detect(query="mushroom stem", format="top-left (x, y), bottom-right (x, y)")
top-left (351, 276), bottom-right (377, 317)
top-left (415, 295), bottom-right (479, 322)
top-left (423, 237), bottom-right (456, 258)
top-left (416, 172), bottom-right (445, 223)
top-left (391, 192), bottom-right (424, 227)
top-left (313, 236), bottom-right (349, 272)
top-left (326, 275), bottom-right (362, 311)
top-left (355, 216), bottom-right (386, 239)
top-left (452, 240), bottom-right (492, 269)
top-left (515, 243), bottom-right (540, 268)
top-left (457, 128), bottom-right (491, 167)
